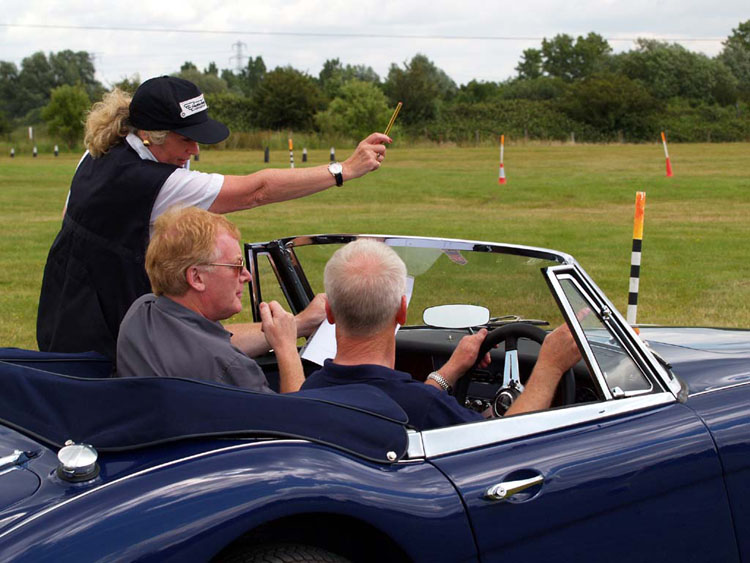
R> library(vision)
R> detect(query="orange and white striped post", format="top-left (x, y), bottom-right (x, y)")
top-left (288, 137), bottom-right (294, 169)
top-left (498, 134), bottom-right (507, 185)
top-left (627, 192), bottom-right (646, 327)
top-left (661, 131), bottom-right (673, 177)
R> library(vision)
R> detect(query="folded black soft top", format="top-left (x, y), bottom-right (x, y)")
top-left (0, 348), bottom-right (409, 463)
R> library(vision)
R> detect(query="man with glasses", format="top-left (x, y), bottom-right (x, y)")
top-left (115, 206), bottom-right (324, 392)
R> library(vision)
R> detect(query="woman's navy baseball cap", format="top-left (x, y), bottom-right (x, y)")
top-left (129, 76), bottom-right (229, 144)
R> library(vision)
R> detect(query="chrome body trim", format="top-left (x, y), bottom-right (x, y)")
top-left (0, 439), bottom-right (309, 540)
top-left (690, 379), bottom-right (750, 398)
top-left (419, 393), bottom-right (675, 458)
top-left (405, 431), bottom-right (425, 459)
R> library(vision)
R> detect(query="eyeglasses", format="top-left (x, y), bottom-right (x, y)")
top-left (203, 258), bottom-right (246, 275)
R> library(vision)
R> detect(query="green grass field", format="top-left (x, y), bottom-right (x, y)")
top-left (1, 142), bottom-right (749, 349)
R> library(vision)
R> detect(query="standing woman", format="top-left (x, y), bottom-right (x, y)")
top-left (37, 76), bottom-right (390, 358)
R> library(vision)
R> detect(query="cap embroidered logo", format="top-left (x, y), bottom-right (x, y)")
top-left (179, 95), bottom-right (208, 118)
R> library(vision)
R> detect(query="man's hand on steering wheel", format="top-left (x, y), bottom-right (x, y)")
top-left (452, 322), bottom-right (579, 414)
top-left (439, 328), bottom-right (491, 387)
top-left (533, 323), bottom-right (582, 379)
top-left (504, 324), bottom-right (581, 416)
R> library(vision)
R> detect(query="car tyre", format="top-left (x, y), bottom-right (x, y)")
top-left (219, 543), bottom-right (352, 563)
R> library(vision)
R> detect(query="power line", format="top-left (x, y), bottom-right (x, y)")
top-left (0, 22), bottom-right (725, 42)
top-left (100, 50), bottom-right (230, 60)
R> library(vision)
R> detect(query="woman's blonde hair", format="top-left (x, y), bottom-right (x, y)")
top-left (84, 88), bottom-right (132, 157)
top-left (84, 87), bottom-right (168, 157)
top-left (146, 207), bottom-right (241, 297)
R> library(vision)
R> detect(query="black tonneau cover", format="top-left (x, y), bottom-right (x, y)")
top-left (0, 349), bottom-right (409, 463)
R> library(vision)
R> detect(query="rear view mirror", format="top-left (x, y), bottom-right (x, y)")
top-left (422, 305), bottom-right (490, 329)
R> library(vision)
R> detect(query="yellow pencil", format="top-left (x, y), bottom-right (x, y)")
top-left (384, 102), bottom-right (402, 136)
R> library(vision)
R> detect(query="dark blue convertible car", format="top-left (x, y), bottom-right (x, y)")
top-left (1, 235), bottom-right (749, 562)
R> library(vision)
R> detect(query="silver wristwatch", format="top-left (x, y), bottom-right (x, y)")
top-left (427, 371), bottom-right (452, 393)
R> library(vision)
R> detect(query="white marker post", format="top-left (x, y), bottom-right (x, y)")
top-left (498, 134), bottom-right (507, 185)
top-left (661, 131), bottom-right (673, 178)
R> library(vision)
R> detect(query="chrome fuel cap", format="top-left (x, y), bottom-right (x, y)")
top-left (57, 442), bottom-right (99, 482)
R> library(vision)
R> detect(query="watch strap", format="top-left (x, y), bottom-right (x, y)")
top-left (427, 371), bottom-right (452, 393)
top-left (328, 162), bottom-right (343, 187)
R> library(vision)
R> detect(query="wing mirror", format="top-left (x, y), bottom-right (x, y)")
top-left (422, 305), bottom-right (490, 329)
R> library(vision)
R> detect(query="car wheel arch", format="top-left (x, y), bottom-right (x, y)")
top-left (211, 512), bottom-right (412, 563)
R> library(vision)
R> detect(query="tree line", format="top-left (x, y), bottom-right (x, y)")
top-left (1, 19), bottom-right (749, 147)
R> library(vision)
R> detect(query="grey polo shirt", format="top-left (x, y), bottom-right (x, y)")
top-left (116, 294), bottom-right (272, 393)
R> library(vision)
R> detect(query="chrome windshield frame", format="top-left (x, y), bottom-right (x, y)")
top-left (245, 234), bottom-right (576, 321)
top-left (260, 233), bottom-right (576, 264)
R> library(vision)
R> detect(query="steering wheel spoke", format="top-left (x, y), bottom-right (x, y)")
top-left (502, 349), bottom-right (524, 392)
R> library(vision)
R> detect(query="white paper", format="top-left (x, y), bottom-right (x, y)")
top-left (300, 276), bottom-right (415, 366)
top-left (299, 315), bottom-right (337, 366)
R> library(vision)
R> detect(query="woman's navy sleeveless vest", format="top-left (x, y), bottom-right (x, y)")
top-left (37, 142), bottom-right (178, 359)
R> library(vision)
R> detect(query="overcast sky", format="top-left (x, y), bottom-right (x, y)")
top-left (2, 1), bottom-right (748, 87)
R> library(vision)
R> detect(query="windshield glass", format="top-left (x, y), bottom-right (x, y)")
top-left (292, 239), bottom-right (565, 328)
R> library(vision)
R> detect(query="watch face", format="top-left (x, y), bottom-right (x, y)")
top-left (329, 162), bottom-right (343, 174)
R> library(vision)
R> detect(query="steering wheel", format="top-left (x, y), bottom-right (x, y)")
top-left (453, 323), bottom-right (576, 414)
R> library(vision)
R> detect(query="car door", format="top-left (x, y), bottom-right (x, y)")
top-left (686, 380), bottom-right (750, 561)
top-left (428, 399), bottom-right (736, 561)
top-left (427, 266), bottom-right (739, 561)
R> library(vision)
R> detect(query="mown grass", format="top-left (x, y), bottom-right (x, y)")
top-left (1, 142), bottom-right (749, 349)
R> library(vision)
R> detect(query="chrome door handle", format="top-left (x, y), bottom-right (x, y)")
top-left (485, 475), bottom-right (544, 500)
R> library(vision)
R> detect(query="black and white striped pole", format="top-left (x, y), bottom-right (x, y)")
top-left (33, 146), bottom-right (38, 158)
top-left (54, 144), bottom-right (59, 157)
top-left (288, 138), bottom-right (294, 169)
top-left (264, 146), bottom-right (269, 163)
top-left (627, 192), bottom-right (646, 327)
top-left (302, 147), bottom-right (307, 163)
top-left (10, 148), bottom-right (14, 158)
top-left (330, 147), bottom-right (335, 162)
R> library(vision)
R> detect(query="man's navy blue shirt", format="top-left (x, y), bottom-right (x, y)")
top-left (301, 360), bottom-right (483, 431)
